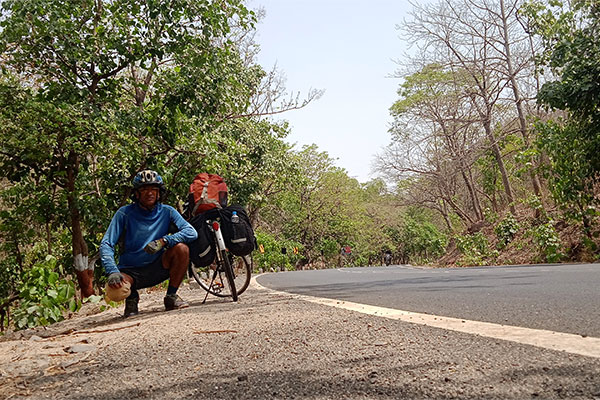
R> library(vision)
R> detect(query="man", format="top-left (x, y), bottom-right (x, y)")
top-left (100, 170), bottom-right (198, 317)
top-left (383, 250), bottom-right (392, 266)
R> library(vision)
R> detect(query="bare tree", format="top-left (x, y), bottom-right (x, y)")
top-left (378, 63), bottom-right (488, 227)
top-left (395, 0), bottom-right (537, 216)
top-left (222, 6), bottom-right (324, 120)
top-left (478, 0), bottom-right (545, 203)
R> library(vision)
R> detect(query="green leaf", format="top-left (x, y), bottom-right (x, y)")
top-left (69, 298), bottom-right (77, 312)
top-left (84, 295), bottom-right (102, 304)
top-left (26, 305), bottom-right (39, 314)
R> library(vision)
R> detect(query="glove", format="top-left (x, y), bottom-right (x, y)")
top-left (144, 238), bottom-right (165, 254)
top-left (107, 272), bottom-right (124, 287)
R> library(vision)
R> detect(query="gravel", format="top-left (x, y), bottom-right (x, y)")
top-left (0, 277), bottom-right (599, 399)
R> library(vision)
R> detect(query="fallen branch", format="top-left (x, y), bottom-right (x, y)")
top-left (194, 330), bottom-right (237, 334)
top-left (48, 322), bottom-right (141, 339)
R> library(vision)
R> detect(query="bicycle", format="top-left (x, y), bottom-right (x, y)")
top-left (188, 213), bottom-right (252, 302)
top-left (384, 252), bottom-right (392, 266)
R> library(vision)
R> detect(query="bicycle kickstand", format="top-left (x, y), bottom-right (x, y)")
top-left (202, 270), bottom-right (219, 304)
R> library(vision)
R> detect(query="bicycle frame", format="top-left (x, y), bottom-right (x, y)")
top-left (203, 217), bottom-right (238, 302)
top-left (211, 220), bottom-right (227, 252)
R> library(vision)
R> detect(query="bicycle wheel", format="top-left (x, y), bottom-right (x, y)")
top-left (231, 254), bottom-right (252, 296)
top-left (220, 249), bottom-right (237, 301)
top-left (189, 252), bottom-right (251, 299)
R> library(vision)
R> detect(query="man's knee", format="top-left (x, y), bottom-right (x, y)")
top-left (165, 243), bottom-right (189, 265)
top-left (171, 243), bottom-right (189, 257)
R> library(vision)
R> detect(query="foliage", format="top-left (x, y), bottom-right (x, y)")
top-left (524, 0), bottom-right (600, 236)
top-left (259, 146), bottom-right (360, 264)
top-left (535, 119), bottom-right (599, 234)
top-left (396, 209), bottom-right (448, 264)
top-left (0, 0), bottom-right (301, 329)
top-left (253, 230), bottom-right (303, 272)
top-left (456, 232), bottom-right (498, 266)
top-left (495, 214), bottom-right (520, 249)
top-left (527, 221), bottom-right (564, 263)
top-left (11, 256), bottom-right (79, 330)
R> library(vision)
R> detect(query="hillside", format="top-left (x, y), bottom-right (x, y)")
top-left (435, 204), bottom-right (598, 268)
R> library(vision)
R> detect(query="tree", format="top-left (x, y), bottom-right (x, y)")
top-left (493, 0), bottom-right (545, 201)
top-left (258, 145), bottom-right (369, 266)
top-left (380, 64), bottom-right (486, 226)
top-left (523, 0), bottom-right (600, 237)
top-left (397, 0), bottom-right (553, 217)
top-left (0, 0), bottom-right (255, 297)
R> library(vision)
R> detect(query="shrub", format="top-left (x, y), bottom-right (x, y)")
top-left (253, 230), bottom-right (303, 271)
top-left (456, 232), bottom-right (498, 266)
top-left (399, 214), bottom-right (448, 264)
top-left (11, 256), bottom-right (80, 330)
top-left (495, 214), bottom-right (520, 249)
top-left (529, 221), bottom-right (563, 263)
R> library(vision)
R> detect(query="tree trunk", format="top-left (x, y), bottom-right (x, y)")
top-left (484, 119), bottom-right (516, 215)
top-left (443, 192), bottom-right (474, 225)
top-left (46, 221), bottom-right (52, 256)
top-left (447, 134), bottom-right (483, 222)
top-left (440, 199), bottom-right (453, 231)
top-left (460, 164), bottom-right (483, 221)
top-left (67, 151), bottom-right (94, 298)
top-left (13, 237), bottom-right (23, 273)
top-left (499, 0), bottom-right (544, 205)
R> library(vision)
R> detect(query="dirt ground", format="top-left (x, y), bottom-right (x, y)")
top-left (1, 279), bottom-right (599, 400)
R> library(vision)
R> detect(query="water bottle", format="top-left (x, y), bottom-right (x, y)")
top-left (231, 211), bottom-right (239, 223)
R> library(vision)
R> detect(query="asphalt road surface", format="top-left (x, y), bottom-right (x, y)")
top-left (256, 263), bottom-right (600, 338)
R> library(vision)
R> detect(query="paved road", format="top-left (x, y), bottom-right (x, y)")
top-left (256, 263), bottom-right (600, 338)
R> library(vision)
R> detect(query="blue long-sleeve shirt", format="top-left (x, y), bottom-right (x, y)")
top-left (100, 203), bottom-right (197, 275)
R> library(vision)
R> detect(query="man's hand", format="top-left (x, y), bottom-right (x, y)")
top-left (144, 238), bottom-right (165, 254)
top-left (107, 272), bottom-right (124, 288)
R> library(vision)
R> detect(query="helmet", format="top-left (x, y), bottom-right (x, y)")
top-left (132, 170), bottom-right (164, 189)
top-left (132, 170), bottom-right (166, 204)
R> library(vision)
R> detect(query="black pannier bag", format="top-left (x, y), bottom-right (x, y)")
top-left (188, 213), bottom-right (216, 267)
top-left (217, 205), bottom-right (256, 256)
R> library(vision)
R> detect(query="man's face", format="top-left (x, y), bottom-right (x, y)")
top-left (137, 185), bottom-right (160, 209)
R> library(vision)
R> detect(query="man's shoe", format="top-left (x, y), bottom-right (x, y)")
top-left (123, 297), bottom-right (139, 318)
top-left (164, 294), bottom-right (189, 311)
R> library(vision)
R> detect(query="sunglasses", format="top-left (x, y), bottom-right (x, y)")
top-left (138, 186), bottom-right (159, 193)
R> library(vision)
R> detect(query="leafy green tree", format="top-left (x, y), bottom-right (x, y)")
top-left (397, 208), bottom-right (448, 264)
top-left (256, 145), bottom-right (408, 269)
top-left (257, 145), bottom-right (360, 266)
top-left (523, 0), bottom-right (600, 238)
top-left (0, 0), bottom-right (254, 297)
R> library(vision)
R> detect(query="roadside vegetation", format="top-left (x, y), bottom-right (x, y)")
top-left (1, 0), bottom-right (599, 331)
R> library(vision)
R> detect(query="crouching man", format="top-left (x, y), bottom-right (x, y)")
top-left (100, 170), bottom-right (197, 317)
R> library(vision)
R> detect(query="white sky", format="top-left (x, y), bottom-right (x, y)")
top-left (250, 0), bottom-right (412, 183)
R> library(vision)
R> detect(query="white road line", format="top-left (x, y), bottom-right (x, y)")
top-left (252, 277), bottom-right (600, 359)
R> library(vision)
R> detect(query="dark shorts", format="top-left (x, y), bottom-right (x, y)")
top-left (120, 255), bottom-right (170, 291)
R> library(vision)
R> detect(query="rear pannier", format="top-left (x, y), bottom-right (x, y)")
top-left (188, 205), bottom-right (255, 260)
top-left (188, 213), bottom-right (216, 267)
top-left (219, 205), bottom-right (256, 256)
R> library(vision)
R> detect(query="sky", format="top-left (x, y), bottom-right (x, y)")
top-left (249, 0), bottom-right (412, 183)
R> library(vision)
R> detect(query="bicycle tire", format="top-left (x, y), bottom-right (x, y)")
top-left (220, 249), bottom-right (238, 301)
top-left (189, 253), bottom-right (252, 298)
top-left (232, 254), bottom-right (252, 295)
